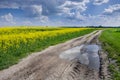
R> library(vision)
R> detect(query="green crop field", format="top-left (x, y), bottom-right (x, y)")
top-left (100, 28), bottom-right (120, 80)
top-left (0, 27), bottom-right (96, 70)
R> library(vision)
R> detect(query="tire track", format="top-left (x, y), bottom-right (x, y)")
top-left (0, 30), bottom-right (102, 80)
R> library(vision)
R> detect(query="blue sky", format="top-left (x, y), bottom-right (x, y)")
top-left (0, 0), bottom-right (120, 26)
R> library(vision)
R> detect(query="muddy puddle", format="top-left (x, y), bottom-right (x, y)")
top-left (59, 44), bottom-right (100, 71)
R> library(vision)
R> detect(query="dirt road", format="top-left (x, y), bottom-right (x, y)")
top-left (0, 30), bottom-right (104, 80)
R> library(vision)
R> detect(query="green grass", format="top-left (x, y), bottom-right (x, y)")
top-left (99, 28), bottom-right (120, 80)
top-left (0, 28), bottom-right (96, 70)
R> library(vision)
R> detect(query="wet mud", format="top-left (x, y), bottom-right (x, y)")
top-left (0, 30), bottom-right (106, 80)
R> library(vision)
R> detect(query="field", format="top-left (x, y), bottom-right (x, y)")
top-left (100, 28), bottom-right (120, 80)
top-left (0, 27), bottom-right (95, 70)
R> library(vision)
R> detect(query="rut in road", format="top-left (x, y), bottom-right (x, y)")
top-left (0, 30), bottom-right (102, 80)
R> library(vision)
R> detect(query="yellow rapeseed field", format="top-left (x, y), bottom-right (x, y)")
top-left (0, 27), bottom-right (95, 70)
top-left (0, 28), bottom-right (85, 51)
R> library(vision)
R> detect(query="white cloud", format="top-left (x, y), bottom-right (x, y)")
top-left (22, 21), bottom-right (32, 25)
top-left (0, 0), bottom-right (89, 21)
top-left (0, 13), bottom-right (15, 24)
top-left (0, 0), bottom-right (58, 16)
top-left (35, 15), bottom-right (49, 23)
top-left (104, 4), bottom-right (120, 14)
top-left (30, 5), bottom-right (42, 15)
top-left (57, 0), bottom-right (89, 20)
top-left (0, 13), bottom-right (16, 26)
top-left (0, 1), bottom-right (19, 9)
top-left (22, 4), bottom-right (49, 23)
top-left (74, 12), bottom-right (85, 20)
top-left (0, 0), bottom-right (119, 26)
top-left (80, 14), bottom-right (120, 26)
top-left (100, 4), bottom-right (120, 26)
top-left (99, 15), bottom-right (120, 26)
top-left (93, 0), bottom-right (109, 5)
top-left (22, 5), bottom-right (43, 17)
top-left (59, 0), bottom-right (89, 12)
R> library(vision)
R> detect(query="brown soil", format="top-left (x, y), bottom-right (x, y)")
top-left (0, 30), bottom-right (108, 80)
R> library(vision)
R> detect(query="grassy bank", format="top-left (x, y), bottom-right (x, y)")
top-left (99, 28), bottom-right (120, 80)
top-left (0, 27), bottom-right (95, 70)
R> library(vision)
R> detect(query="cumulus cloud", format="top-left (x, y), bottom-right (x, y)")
top-left (35, 15), bottom-right (49, 23)
top-left (0, 0), bottom-right (59, 15)
top-left (21, 4), bottom-right (49, 23)
top-left (80, 13), bottom-right (120, 26)
top-left (96, 4), bottom-right (120, 26)
top-left (0, 0), bottom-right (88, 23)
top-left (0, 1), bottom-right (19, 9)
top-left (58, 0), bottom-right (89, 20)
top-left (93, 0), bottom-right (109, 5)
top-left (97, 15), bottom-right (120, 26)
top-left (0, 13), bottom-right (16, 26)
top-left (104, 4), bottom-right (120, 14)
top-left (0, 13), bottom-right (15, 24)
top-left (0, 0), bottom-right (119, 26)
top-left (22, 21), bottom-right (32, 25)
top-left (0, 0), bottom-right (89, 20)
top-left (40, 16), bottom-right (49, 23)
top-left (22, 5), bottom-right (43, 17)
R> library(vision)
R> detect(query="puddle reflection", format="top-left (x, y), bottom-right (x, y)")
top-left (59, 44), bottom-right (100, 71)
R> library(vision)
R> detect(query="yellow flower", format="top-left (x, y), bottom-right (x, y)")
top-left (0, 27), bottom-right (89, 52)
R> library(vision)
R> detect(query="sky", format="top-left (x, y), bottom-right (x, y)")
top-left (0, 0), bottom-right (120, 27)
